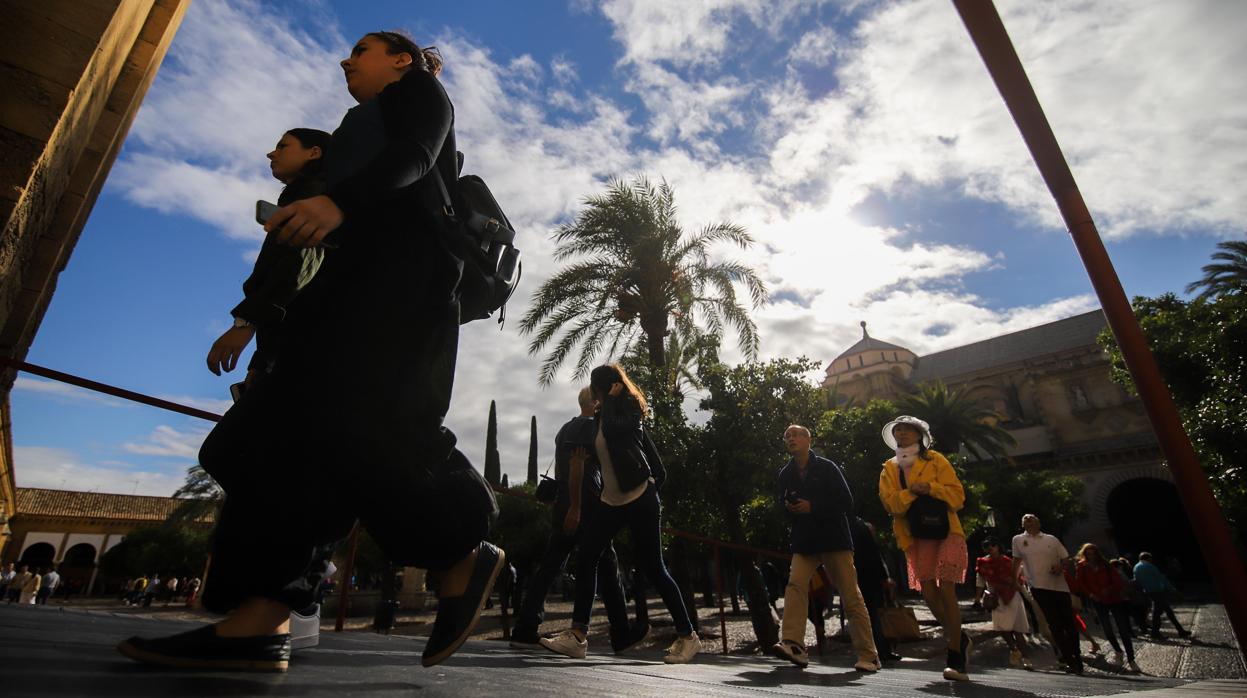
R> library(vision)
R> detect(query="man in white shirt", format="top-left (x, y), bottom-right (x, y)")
top-left (37, 566), bottom-right (60, 604)
top-left (1011, 514), bottom-right (1081, 673)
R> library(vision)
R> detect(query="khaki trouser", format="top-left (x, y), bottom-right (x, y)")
top-left (781, 550), bottom-right (879, 664)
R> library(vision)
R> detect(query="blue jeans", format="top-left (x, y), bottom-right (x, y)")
top-left (572, 484), bottom-right (693, 636)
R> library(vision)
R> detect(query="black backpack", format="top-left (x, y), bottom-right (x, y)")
top-left (897, 462), bottom-right (950, 540)
top-left (431, 159), bottom-right (521, 326)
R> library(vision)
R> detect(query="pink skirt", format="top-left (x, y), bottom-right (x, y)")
top-left (905, 534), bottom-right (967, 591)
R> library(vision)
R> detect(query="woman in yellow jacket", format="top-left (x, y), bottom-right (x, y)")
top-left (878, 415), bottom-right (970, 681)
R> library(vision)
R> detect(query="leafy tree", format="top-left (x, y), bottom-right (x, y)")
top-left (1185, 239), bottom-right (1247, 301)
top-left (527, 416), bottom-right (539, 486)
top-left (967, 466), bottom-right (1086, 542)
top-left (898, 381), bottom-right (1016, 461)
top-left (812, 399), bottom-right (900, 532)
top-left (520, 176), bottom-right (767, 384)
top-left (98, 525), bottom-right (210, 580)
top-left (490, 484), bottom-right (552, 585)
top-left (1099, 291), bottom-right (1247, 534)
top-left (169, 464), bottom-right (224, 526)
top-left (485, 400), bottom-right (501, 486)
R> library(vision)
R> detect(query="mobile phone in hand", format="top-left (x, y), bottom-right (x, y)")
top-left (255, 200), bottom-right (279, 225)
top-left (229, 381), bottom-right (246, 402)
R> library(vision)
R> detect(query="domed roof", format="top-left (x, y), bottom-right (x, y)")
top-left (833, 322), bottom-right (911, 363)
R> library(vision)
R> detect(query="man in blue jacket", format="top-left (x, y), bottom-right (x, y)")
top-left (772, 425), bottom-right (879, 671)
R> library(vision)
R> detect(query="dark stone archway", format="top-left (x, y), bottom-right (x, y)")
top-left (1106, 478), bottom-right (1205, 584)
top-left (18, 542), bottom-right (55, 568)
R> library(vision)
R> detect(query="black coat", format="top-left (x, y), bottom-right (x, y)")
top-left (284, 67), bottom-right (463, 442)
top-left (776, 451), bottom-right (854, 554)
top-left (596, 395), bottom-right (666, 494)
top-left (552, 416), bottom-right (603, 519)
top-left (236, 175), bottom-right (326, 372)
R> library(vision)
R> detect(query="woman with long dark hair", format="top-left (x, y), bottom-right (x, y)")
top-left (540, 363), bottom-right (700, 664)
top-left (119, 31), bottom-right (501, 673)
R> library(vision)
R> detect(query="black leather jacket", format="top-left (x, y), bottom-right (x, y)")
top-left (596, 395), bottom-right (666, 494)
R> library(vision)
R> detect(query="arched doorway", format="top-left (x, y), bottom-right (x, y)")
top-left (60, 543), bottom-right (97, 596)
top-left (1106, 478), bottom-right (1205, 584)
top-left (18, 542), bottom-right (55, 569)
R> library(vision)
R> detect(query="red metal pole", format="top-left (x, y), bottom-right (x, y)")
top-left (953, 0), bottom-right (1247, 661)
top-left (0, 358), bottom-right (222, 422)
top-left (714, 544), bottom-right (728, 655)
top-left (334, 522), bottom-right (361, 632)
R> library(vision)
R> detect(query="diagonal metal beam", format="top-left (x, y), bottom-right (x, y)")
top-left (952, 0), bottom-right (1247, 662)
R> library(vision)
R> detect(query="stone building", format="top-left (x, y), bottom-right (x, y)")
top-left (3, 487), bottom-right (213, 595)
top-left (0, 1), bottom-right (190, 558)
top-left (823, 310), bottom-right (1202, 578)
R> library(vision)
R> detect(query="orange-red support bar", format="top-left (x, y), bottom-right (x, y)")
top-left (953, 0), bottom-right (1247, 661)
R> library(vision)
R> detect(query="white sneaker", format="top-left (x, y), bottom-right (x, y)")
top-left (772, 640), bottom-right (809, 668)
top-left (540, 630), bottom-right (587, 659)
top-left (663, 631), bottom-right (700, 664)
top-left (290, 604), bottom-right (321, 650)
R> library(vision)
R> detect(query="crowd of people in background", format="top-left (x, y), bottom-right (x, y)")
top-left (1, 385), bottom-right (1198, 680)
top-left (118, 574), bottom-right (202, 608)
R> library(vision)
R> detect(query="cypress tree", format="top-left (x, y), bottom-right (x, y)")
top-left (485, 400), bottom-right (501, 486)
top-left (500, 473), bottom-right (509, 488)
top-left (527, 415), bottom-right (539, 486)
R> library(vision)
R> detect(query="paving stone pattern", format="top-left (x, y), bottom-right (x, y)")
top-left (5, 603), bottom-right (1241, 698)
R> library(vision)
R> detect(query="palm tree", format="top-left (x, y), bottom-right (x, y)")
top-left (167, 464), bottom-right (223, 526)
top-left (898, 381), bottom-right (1016, 462)
top-left (1185, 239), bottom-right (1247, 301)
top-left (520, 177), bottom-right (767, 385)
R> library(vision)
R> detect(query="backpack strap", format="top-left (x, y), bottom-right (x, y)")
top-left (430, 167), bottom-right (456, 218)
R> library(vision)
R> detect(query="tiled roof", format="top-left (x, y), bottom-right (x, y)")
top-left (910, 310), bottom-right (1107, 383)
top-left (15, 487), bottom-right (215, 523)
top-left (833, 322), bottom-right (911, 363)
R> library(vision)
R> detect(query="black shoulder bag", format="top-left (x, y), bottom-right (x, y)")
top-left (431, 158), bottom-right (522, 326)
top-left (898, 462), bottom-right (950, 540)
top-left (535, 456), bottom-right (558, 504)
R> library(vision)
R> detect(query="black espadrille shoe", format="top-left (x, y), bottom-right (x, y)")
top-left (117, 625), bottom-right (291, 672)
top-left (421, 541), bottom-right (506, 667)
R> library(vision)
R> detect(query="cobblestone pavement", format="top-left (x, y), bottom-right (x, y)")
top-left (42, 597), bottom-right (1244, 680)
top-left (4, 598), bottom-right (1241, 696)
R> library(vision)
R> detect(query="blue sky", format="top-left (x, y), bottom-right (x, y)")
top-left (10, 0), bottom-right (1244, 495)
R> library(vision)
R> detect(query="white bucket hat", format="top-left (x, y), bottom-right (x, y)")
top-left (882, 415), bottom-right (932, 449)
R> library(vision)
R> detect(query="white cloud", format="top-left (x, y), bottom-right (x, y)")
top-left (12, 377), bottom-right (129, 408)
top-left (113, 0), bottom-right (354, 245)
top-left (121, 425), bottom-right (211, 461)
top-left (99, 0), bottom-right (1244, 485)
top-left (788, 26), bottom-right (840, 67)
top-left (762, 0), bottom-right (1247, 238)
top-left (14, 446), bottom-right (185, 496)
